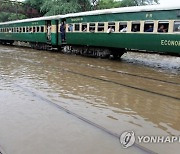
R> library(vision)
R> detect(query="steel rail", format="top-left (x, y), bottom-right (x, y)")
top-left (65, 69), bottom-right (180, 101)
top-left (15, 84), bottom-right (157, 154)
top-left (81, 64), bottom-right (180, 86)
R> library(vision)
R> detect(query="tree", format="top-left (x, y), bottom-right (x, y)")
top-left (0, 12), bottom-right (26, 22)
top-left (96, 0), bottom-right (159, 9)
top-left (134, 0), bottom-right (159, 5)
top-left (25, 0), bottom-right (45, 15)
top-left (96, 0), bottom-right (121, 9)
top-left (41, 0), bottom-right (91, 16)
top-left (117, 0), bottom-right (159, 7)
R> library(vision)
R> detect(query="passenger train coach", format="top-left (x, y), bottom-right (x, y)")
top-left (0, 5), bottom-right (180, 58)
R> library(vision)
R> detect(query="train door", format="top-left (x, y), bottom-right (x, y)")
top-left (59, 18), bottom-right (66, 45)
top-left (46, 20), bottom-right (51, 42)
top-left (56, 20), bottom-right (59, 46)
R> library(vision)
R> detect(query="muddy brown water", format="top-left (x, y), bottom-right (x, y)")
top-left (0, 45), bottom-right (180, 154)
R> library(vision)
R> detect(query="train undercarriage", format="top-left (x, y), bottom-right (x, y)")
top-left (62, 45), bottom-right (126, 59)
top-left (0, 40), bottom-right (126, 59)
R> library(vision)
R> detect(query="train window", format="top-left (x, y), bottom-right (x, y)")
top-left (26, 27), bottom-right (29, 33)
top-left (23, 27), bottom-right (26, 33)
top-left (108, 22), bottom-right (115, 30)
top-left (19, 27), bottom-right (22, 33)
top-left (158, 21), bottom-right (169, 33)
top-left (33, 27), bottom-right (36, 32)
top-left (68, 24), bottom-right (73, 32)
top-left (98, 23), bottom-right (104, 32)
top-left (29, 27), bottom-right (32, 33)
top-left (131, 22), bottom-right (140, 32)
top-left (9, 28), bottom-right (12, 33)
top-left (82, 23), bottom-right (87, 32)
top-left (89, 23), bottom-right (95, 32)
top-left (37, 27), bottom-right (40, 32)
top-left (41, 26), bottom-right (44, 32)
top-left (173, 21), bottom-right (180, 32)
top-left (119, 22), bottom-right (127, 32)
top-left (74, 24), bottom-right (80, 31)
top-left (144, 21), bottom-right (154, 32)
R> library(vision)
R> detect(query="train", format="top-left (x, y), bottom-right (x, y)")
top-left (0, 5), bottom-right (180, 58)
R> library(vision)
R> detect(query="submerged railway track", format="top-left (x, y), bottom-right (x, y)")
top-left (0, 45), bottom-right (179, 154)
top-left (1, 48), bottom-right (179, 101)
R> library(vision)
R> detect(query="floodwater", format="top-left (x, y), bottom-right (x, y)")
top-left (0, 45), bottom-right (179, 154)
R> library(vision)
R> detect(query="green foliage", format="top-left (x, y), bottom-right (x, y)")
top-left (97, 0), bottom-right (121, 9)
top-left (120, 0), bottom-right (159, 6)
top-left (120, 0), bottom-right (137, 7)
top-left (25, 0), bottom-right (44, 12)
top-left (0, 0), bottom-right (160, 22)
top-left (41, 0), bottom-right (91, 16)
top-left (97, 0), bottom-right (159, 9)
top-left (0, 12), bottom-right (26, 22)
top-left (134, 0), bottom-right (159, 5)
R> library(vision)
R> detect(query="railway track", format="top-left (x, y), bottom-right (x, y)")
top-left (1, 44), bottom-right (180, 86)
top-left (0, 47), bottom-right (179, 154)
top-left (1, 52), bottom-right (179, 101)
top-left (58, 60), bottom-right (180, 86)
top-left (64, 69), bottom-right (180, 101)
top-left (15, 84), bottom-right (157, 154)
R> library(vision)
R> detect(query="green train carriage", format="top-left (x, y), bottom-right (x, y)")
top-left (0, 15), bottom-right (64, 49)
top-left (0, 5), bottom-right (179, 57)
top-left (65, 5), bottom-right (180, 57)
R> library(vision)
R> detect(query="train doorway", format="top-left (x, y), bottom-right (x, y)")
top-left (46, 20), bottom-right (51, 42)
top-left (60, 18), bottom-right (66, 43)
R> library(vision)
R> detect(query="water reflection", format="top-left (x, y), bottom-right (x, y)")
top-left (0, 45), bottom-right (180, 154)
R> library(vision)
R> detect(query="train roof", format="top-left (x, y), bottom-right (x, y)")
top-left (0, 15), bottom-right (64, 25)
top-left (65, 4), bottom-right (180, 18)
top-left (0, 4), bottom-right (179, 25)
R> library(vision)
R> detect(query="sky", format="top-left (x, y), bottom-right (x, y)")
top-left (159, 0), bottom-right (180, 5)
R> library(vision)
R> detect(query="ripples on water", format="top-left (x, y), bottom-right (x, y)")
top-left (0, 46), bottom-right (180, 154)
